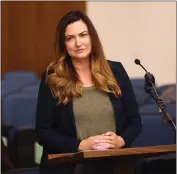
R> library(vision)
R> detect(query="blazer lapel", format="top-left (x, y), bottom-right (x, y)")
top-left (108, 92), bottom-right (123, 134)
top-left (57, 100), bottom-right (77, 137)
top-left (67, 100), bottom-right (77, 137)
top-left (108, 62), bottom-right (124, 133)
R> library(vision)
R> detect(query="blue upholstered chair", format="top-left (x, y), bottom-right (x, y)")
top-left (2, 71), bottom-right (38, 82)
top-left (2, 91), bottom-right (38, 128)
top-left (130, 78), bottom-right (150, 107)
top-left (131, 114), bottom-right (175, 148)
top-left (21, 81), bottom-right (41, 92)
top-left (2, 80), bottom-right (27, 99)
top-left (130, 78), bottom-right (145, 89)
top-left (2, 91), bottom-right (39, 168)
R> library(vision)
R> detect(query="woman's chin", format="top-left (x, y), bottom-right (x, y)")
top-left (73, 54), bottom-right (90, 60)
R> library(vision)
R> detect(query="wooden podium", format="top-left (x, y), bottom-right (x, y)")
top-left (48, 144), bottom-right (176, 174)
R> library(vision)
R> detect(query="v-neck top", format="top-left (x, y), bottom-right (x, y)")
top-left (73, 86), bottom-right (116, 140)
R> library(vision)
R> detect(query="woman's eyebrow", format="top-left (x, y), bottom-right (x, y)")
top-left (65, 31), bottom-right (88, 37)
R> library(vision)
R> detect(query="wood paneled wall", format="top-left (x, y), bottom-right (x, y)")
top-left (2, 1), bottom-right (86, 77)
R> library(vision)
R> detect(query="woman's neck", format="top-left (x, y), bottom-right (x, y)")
top-left (72, 58), bottom-right (90, 73)
top-left (71, 58), bottom-right (94, 87)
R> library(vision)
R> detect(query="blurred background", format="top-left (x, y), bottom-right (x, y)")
top-left (1, 1), bottom-right (176, 174)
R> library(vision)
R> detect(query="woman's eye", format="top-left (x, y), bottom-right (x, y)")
top-left (65, 37), bottom-right (74, 41)
top-left (81, 33), bottom-right (88, 37)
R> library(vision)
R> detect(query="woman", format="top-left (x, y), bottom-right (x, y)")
top-left (35, 10), bottom-right (142, 174)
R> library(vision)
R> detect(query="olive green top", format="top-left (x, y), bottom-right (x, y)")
top-left (73, 86), bottom-right (116, 140)
top-left (73, 86), bottom-right (116, 174)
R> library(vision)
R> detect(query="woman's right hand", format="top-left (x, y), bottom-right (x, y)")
top-left (78, 135), bottom-right (115, 151)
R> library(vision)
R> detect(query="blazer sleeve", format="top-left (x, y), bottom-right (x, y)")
top-left (35, 72), bottom-right (81, 153)
top-left (115, 62), bottom-right (142, 147)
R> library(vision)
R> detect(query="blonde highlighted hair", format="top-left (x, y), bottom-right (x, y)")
top-left (46, 10), bottom-right (122, 105)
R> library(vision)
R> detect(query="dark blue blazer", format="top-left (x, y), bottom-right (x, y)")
top-left (35, 60), bottom-right (142, 167)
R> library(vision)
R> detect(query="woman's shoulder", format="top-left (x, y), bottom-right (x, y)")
top-left (107, 60), bottom-right (132, 90)
top-left (40, 69), bottom-right (55, 80)
top-left (107, 60), bottom-right (127, 75)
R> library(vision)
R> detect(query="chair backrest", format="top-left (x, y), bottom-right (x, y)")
top-left (2, 92), bottom-right (38, 128)
top-left (131, 114), bottom-right (176, 147)
top-left (21, 81), bottom-right (41, 92)
top-left (130, 78), bottom-right (145, 89)
top-left (139, 103), bottom-right (162, 116)
top-left (132, 87), bottom-right (150, 106)
top-left (2, 72), bottom-right (38, 81)
top-left (2, 81), bottom-right (26, 99)
top-left (157, 84), bottom-right (176, 95)
top-left (160, 86), bottom-right (176, 103)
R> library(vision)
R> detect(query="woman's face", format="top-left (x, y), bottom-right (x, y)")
top-left (64, 20), bottom-right (92, 60)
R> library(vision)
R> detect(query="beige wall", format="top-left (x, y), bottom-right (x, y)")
top-left (87, 2), bottom-right (176, 86)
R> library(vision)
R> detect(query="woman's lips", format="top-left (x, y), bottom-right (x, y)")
top-left (75, 49), bottom-right (85, 52)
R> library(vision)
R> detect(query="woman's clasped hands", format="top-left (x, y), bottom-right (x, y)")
top-left (78, 131), bottom-right (125, 151)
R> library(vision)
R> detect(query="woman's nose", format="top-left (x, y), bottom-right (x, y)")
top-left (75, 37), bottom-right (82, 47)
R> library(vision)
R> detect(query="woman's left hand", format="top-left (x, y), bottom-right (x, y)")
top-left (95, 131), bottom-right (125, 149)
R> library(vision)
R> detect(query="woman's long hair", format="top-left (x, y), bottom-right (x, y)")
top-left (46, 10), bottom-right (122, 105)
